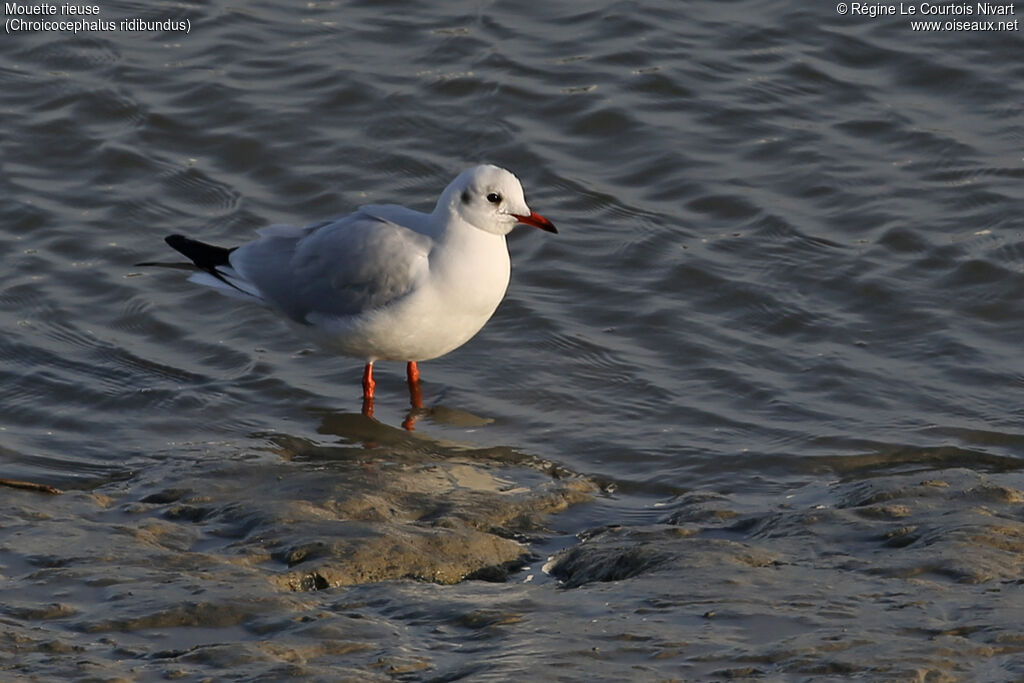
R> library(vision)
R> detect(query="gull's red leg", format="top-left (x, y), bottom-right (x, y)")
top-left (406, 361), bottom-right (422, 409)
top-left (362, 362), bottom-right (376, 399)
top-left (361, 363), bottom-right (375, 418)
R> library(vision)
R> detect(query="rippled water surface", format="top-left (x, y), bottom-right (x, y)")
top-left (2, 0), bottom-right (1023, 679)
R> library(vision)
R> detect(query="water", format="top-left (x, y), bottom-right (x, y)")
top-left (2, 0), bottom-right (1023, 679)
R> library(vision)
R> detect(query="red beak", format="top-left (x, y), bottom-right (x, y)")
top-left (512, 211), bottom-right (557, 234)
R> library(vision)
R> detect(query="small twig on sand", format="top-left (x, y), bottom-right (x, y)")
top-left (0, 477), bottom-right (63, 495)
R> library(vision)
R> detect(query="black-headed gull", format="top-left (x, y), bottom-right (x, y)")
top-left (155, 164), bottom-right (556, 420)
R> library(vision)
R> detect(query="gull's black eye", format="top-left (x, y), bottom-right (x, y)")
top-left (486, 192), bottom-right (502, 204)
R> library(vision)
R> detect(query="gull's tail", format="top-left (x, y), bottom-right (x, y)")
top-left (149, 234), bottom-right (263, 303)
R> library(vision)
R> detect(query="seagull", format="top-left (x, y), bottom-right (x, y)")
top-left (152, 164), bottom-right (556, 424)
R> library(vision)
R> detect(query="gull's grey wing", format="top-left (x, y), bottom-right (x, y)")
top-left (229, 208), bottom-right (433, 323)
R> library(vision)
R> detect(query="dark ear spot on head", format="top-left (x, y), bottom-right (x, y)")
top-left (461, 190), bottom-right (471, 204)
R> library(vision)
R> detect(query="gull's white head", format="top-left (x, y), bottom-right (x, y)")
top-left (436, 164), bottom-right (557, 236)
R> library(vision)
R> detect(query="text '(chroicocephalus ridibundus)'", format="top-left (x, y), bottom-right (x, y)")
top-left (155, 164), bottom-right (556, 425)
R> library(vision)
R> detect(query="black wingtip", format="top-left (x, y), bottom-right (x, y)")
top-left (165, 234), bottom-right (188, 250)
top-left (163, 234), bottom-right (234, 272)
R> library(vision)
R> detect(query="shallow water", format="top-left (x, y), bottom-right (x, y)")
top-left (2, 0), bottom-right (1024, 679)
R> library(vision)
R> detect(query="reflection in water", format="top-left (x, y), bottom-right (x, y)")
top-left (309, 404), bottom-right (497, 454)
